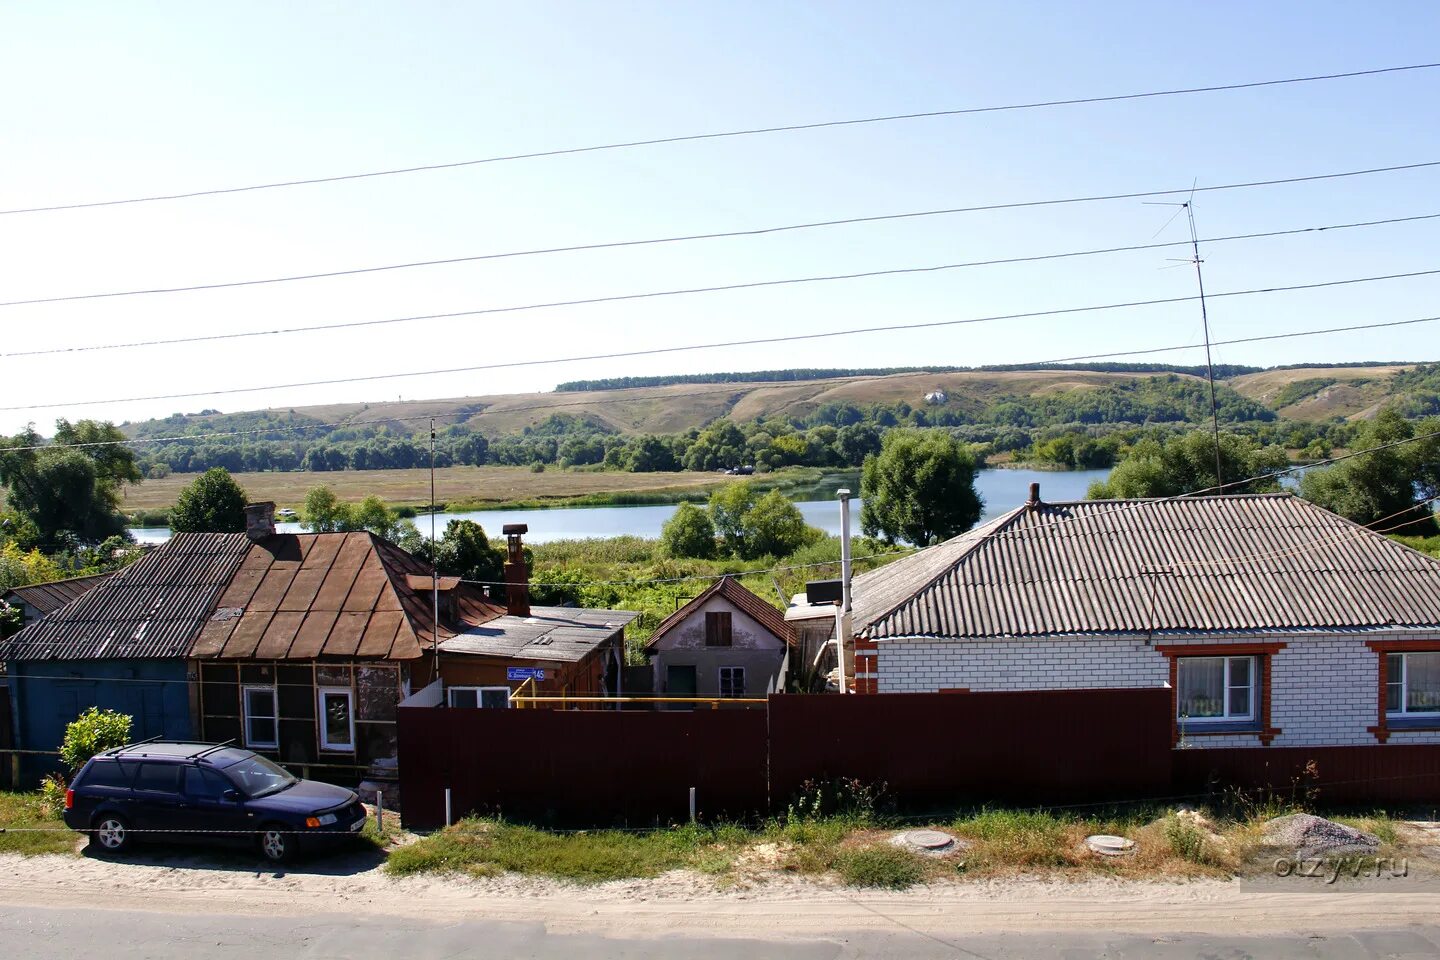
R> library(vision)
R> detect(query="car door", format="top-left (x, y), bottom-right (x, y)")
top-left (128, 762), bottom-right (184, 836)
top-left (178, 766), bottom-right (249, 847)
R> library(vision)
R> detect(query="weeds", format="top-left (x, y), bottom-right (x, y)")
top-left (1162, 815), bottom-right (1217, 866)
top-left (833, 845), bottom-right (926, 889)
top-left (0, 792), bottom-right (75, 857)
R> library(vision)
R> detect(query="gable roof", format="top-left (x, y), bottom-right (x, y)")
top-left (645, 576), bottom-right (796, 652)
top-left (0, 533), bottom-right (253, 662)
top-left (853, 493), bottom-right (1440, 641)
top-left (189, 532), bottom-right (505, 661)
top-left (3, 571), bottom-right (118, 616)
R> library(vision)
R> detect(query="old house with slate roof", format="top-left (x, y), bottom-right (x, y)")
top-left (644, 577), bottom-right (794, 699)
top-left (0, 533), bottom-right (251, 780)
top-left (850, 487), bottom-right (1440, 749)
top-left (2, 571), bottom-right (118, 630)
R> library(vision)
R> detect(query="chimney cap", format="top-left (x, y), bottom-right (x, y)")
top-left (1027, 482), bottom-right (1042, 506)
top-left (502, 523), bottom-right (529, 536)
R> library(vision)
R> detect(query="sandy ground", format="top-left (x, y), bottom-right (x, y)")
top-left (3, 841), bottom-right (1440, 942)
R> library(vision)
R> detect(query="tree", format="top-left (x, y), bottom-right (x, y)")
top-left (0, 420), bottom-right (137, 547)
top-left (1087, 431), bottom-right (1288, 500)
top-left (861, 429), bottom-right (982, 545)
top-left (708, 481), bottom-right (758, 555)
top-left (170, 468), bottom-right (249, 533)
top-left (420, 520), bottom-right (505, 582)
top-left (740, 489), bottom-right (819, 559)
top-left (301, 486), bottom-right (352, 533)
top-left (352, 495), bottom-right (418, 543)
top-left (1300, 409), bottom-right (1439, 535)
top-left (0, 541), bottom-right (62, 593)
top-left (660, 502), bottom-right (717, 559)
top-left (58, 707), bottom-right (132, 775)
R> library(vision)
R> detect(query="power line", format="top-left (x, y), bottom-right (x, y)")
top-left (4, 186), bottom-right (1437, 313)
top-left (5, 268), bottom-right (1438, 412)
top-left (4, 62), bottom-right (1437, 216)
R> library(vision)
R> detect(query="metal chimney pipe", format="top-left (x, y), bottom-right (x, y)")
top-left (837, 489), bottom-right (853, 694)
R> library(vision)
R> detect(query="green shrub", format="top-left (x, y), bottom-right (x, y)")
top-left (1163, 815), bottom-right (1215, 865)
top-left (833, 845), bottom-right (926, 889)
top-left (38, 774), bottom-right (69, 818)
top-left (58, 707), bottom-right (132, 774)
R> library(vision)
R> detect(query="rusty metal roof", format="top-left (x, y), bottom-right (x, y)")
top-left (0, 534), bottom-right (252, 662)
top-left (190, 532), bottom-right (505, 662)
top-left (3, 571), bottom-right (118, 616)
top-left (644, 576), bottom-right (795, 652)
top-left (853, 493), bottom-right (1440, 641)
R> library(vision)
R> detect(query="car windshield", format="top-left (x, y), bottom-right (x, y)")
top-left (224, 755), bottom-right (298, 799)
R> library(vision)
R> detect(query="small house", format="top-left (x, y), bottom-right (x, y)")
top-left (849, 485), bottom-right (1440, 750)
top-left (645, 577), bottom-right (795, 700)
top-left (2, 572), bottom-right (117, 630)
top-left (0, 534), bottom-right (252, 781)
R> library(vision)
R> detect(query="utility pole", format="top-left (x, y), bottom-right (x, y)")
top-left (430, 418), bottom-right (440, 686)
top-left (837, 488), bottom-right (854, 694)
top-left (1184, 202), bottom-right (1226, 493)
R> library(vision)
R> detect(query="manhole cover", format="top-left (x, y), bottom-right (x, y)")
top-left (902, 829), bottom-right (956, 850)
top-left (1085, 834), bottom-right (1135, 856)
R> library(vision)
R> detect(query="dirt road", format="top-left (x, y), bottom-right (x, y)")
top-left (1, 846), bottom-right (1438, 945)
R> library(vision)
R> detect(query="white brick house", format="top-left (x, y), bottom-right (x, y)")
top-left (850, 487), bottom-right (1440, 750)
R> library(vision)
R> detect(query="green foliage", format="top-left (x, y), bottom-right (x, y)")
top-left (740, 490), bottom-right (820, 559)
top-left (58, 707), bottom-right (132, 775)
top-left (0, 602), bottom-right (21, 641)
top-left (418, 520), bottom-right (505, 582)
top-left (0, 542), bottom-right (63, 594)
top-left (832, 845), bottom-right (926, 889)
top-left (660, 502), bottom-right (716, 559)
top-left (1162, 815), bottom-right (1217, 865)
top-left (300, 486), bottom-right (418, 542)
top-left (301, 485), bottom-right (349, 532)
top-left (861, 429), bottom-right (981, 545)
top-left (707, 481), bottom-right (758, 555)
top-left (0, 792), bottom-right (74, 856)
top-left (1271, 377), bottom-right (1339, 409)
top-left (1087, 431), bottom-right (1288, 499)
top-left (0, 421), bottom-right (136, 548)
top-left (1300, 410), bottom-right (1439, 535)
top-left (951, 808), bottom-right (1074, 867)
top-left (169, 467), bottom-right (249, 533)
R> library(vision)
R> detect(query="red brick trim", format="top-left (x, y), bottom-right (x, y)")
top-left (1364, 640), bottom-right (1440, 742)
top-left (938, 687), bottom-right (971, 694)
top-left (1158, 642), bottom-right (1286, 747)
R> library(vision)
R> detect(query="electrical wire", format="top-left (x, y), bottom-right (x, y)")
top-left (3, 197), bottom-right (1435, 312)
top-left (6, 269), bottom-right (1439, 412)
top-left (4, 63), bottom-right (1436, 216)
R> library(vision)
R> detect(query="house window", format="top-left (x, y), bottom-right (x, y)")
top-left (448, 686), bottom-right (511, 709)
top-left (318, 687), bottom-right (355, 751)
top-left (1176, 656), bottom-right (1255, 722)
top-left (719, 666), bottom-right (746, 698)
top-left (242, 685), bottom-right (278, 749)
top-left (705, 611), bottom-right (733, 647)
top-left (1386, 652), bottom-right (1440, 716)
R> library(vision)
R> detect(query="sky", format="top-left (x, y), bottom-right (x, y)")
top-left (2, 2), bottom-right (1439, 435)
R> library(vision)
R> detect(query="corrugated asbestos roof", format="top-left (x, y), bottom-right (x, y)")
top-left (440, 605), bottom-right (639, 663)
top-left (645, 576), bottom-right (796, 652)
top-left (3, 571), bottom-right (118, 616)
top-left (0, 533), bottom-right (252, 661)
top-left (189, 532), bottom-right (505, 662)
top-left (853, 493), bottom-right (1440, 641)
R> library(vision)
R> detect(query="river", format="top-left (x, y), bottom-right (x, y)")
top-left (129, 468), bottom-right (1110, 545)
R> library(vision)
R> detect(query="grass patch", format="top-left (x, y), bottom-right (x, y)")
top-left (0, 792), bottom-right (76, 857)
top-left (833, 845), bottom-right (927, 889)
top-left (1162, 815), bottom-right (1220, 866)
top-left (384, 820), bottom-right (746, 884)
top-left (952, 808), bottom-right (1077, 868)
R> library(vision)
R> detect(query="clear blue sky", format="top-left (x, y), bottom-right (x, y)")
top-left (2, 2), bottom-right (1438, 434)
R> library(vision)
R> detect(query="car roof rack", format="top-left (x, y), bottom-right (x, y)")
top-left (190, 740), bottom-right (237, 761)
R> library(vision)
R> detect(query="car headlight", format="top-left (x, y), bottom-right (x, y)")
top-left (305, 813), bottom-right (339, 828)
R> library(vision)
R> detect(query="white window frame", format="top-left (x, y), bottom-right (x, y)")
top-left (1387, 652), bottom-right (1440, 718)
top-left (241, 685), bottom-right (278, 750)
top-left (447, 685), bottom-right (511, 709)
top-left (317, 686), bottom-right (356, 751)
top-left (718, 666), bottom-right (746, 698)
top-left (1176, 656), bottom-right (1255, 723)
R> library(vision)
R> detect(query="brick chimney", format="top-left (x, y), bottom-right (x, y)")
top-left (1027, 482), bottom-right (1042, 509)
top-left (502, 523), bottom-right (530, 617)
top-left (244, 502), bottom-right (277, 540)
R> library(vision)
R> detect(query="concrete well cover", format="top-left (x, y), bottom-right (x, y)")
top-left (1085, 834), bottom-right (1135, 856)
top-left (902, 830), bottom-right (956, 850)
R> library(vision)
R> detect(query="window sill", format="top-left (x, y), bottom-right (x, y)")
top-left (1383, 716), bottom-right (1440, 731)
top-left (1177, 722), bottom-right (1261, 736)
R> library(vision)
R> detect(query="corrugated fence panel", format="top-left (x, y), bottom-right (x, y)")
top-left (1174, 745), bottom-right (1440, 805)
top-left (768, 689), bottom-right (1174, 808)
top-left (399, 707), bottom-right (768, 829)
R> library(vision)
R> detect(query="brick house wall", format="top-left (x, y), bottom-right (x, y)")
top-left (871, 630), bottom-right (1440, 749)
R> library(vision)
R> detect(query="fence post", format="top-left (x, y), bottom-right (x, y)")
top-left (445, 787), bottom-right (452, 828)
top-left (375, 788), bottom-right (384, 834)
top-left (9, 753), bottom-right (18, 791)
top-left (689, 786), bottom-right (696, 823)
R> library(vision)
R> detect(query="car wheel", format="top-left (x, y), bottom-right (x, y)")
top-left (92, 814), bottom-right (132, 854)
top-left (258, 825), bottom-right (292, 864)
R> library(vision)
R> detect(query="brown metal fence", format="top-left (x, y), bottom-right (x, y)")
top-left (1174, 744), bottom-right (1440, 807)
top-left (398, 706), bottom-right (768, 828)
top-left (767, 689), bottom-right (1174, 809)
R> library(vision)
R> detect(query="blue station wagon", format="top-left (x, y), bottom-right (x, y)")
top-left (63, 741), bottom-right (366, 862)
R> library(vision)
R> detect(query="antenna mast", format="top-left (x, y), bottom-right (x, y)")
top-left (1184, 202), bottom-right (1225, 493)
top-left (430, 418), bottom-right (440, 683)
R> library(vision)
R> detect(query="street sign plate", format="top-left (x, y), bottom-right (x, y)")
top-left (507, 667), bottom-right (546, 681)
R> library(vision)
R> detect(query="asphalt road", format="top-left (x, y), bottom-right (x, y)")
top-left (5, 905), bottom-right (1440, 959)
